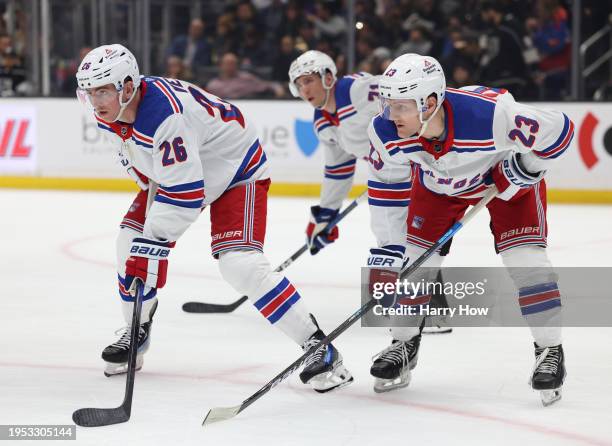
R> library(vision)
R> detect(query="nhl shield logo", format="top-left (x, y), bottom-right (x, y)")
top-left (294, 119), bottom-right (319, 157)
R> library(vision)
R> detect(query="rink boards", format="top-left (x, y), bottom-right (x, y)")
top-left (0, 98), bottom-right (611, 203)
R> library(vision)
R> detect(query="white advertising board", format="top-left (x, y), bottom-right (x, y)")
top-left (2, 98), bottom-right (611, 191)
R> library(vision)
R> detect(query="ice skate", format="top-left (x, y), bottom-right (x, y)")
top-left (370, 336), bottom-right (421, 393)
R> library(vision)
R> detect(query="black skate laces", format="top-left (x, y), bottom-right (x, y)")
top-left (533, 346), bottom-right (560, 375)
top-left (372, 340), bottom-right (411, 366)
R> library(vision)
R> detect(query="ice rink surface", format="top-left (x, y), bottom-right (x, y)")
top-left (1, 189), bottom-right (611, 446)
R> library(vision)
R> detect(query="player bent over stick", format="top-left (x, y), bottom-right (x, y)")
top-left (366, 53), bottom-right (572, 405)
top-left (75, 44), bottom-right (353, 393)
top-left (289, 51), bottom-right (452, 334)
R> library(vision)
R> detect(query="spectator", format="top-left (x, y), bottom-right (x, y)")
top-left (238, 25), bottom-right (271, 69)
top-left (274, 1), bottom-right (304, 40)
top-left (206, 52), bottom-right (283, 99)
top-left (167, 18), bottom-right (212, 70)
top-left (295, 21), bottom-right (317, 52)
top-left (0, 34), bottom-right (26, 96)
top-left (211, 13), bottom-right (239, 64)
top-left (271, 35), bottom-right (301, 85)
top-left (165, 55), bottom-right (194, 82)
top-left (526, 0), bottom-right (571, 99)
top-left (234, 1), bottom-right (261, 44)
top-left (441, 30), bottom-right (481, 83)
top-left (394, 25), bottom-right (433, 57)
top-left (305, 1), bottom-right (347, 43)
top-left (479, 2), bottom-right (529, 95)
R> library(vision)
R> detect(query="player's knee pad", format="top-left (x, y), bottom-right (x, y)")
top-left (500, 246), bottom-right (556, 288)
top-left (218, 249), bottom-right (272, 296)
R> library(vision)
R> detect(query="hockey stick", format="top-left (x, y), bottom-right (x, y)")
top-left (202, 188), bottom-right (498, 425)
top-left (72, 280), bottom-right (144, 427)
top-left (182, 191), bottom-right (368, 313)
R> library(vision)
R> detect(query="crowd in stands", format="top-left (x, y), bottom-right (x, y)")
top-left (0, 0), bottom-right (606, 100)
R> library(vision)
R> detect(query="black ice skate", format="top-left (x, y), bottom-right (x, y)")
top-left (300, 327), bottom-right (353, 393)
top-left (102, 300), bottom-right (158, 377)
top-left (370, 336), bottom-right (421, 393)
top-left (530, 343), bottom-right (566, 406)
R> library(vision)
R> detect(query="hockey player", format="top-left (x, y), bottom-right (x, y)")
top-left (289, 50), bottom-right (452, 334)
top-left (366, 53), bottom-right (571, 405)
top-left (75, 44), bottom-right (353, 392)
top-left (288, 50), bottom-right (379, 255)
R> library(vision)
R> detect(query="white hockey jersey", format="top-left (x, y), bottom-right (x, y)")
top-left (313, 72), bottom-right (380, 210)
top-left (366, 86), bottom-right (575, 249)
top-left (96, 76), bottom-right (269, 243)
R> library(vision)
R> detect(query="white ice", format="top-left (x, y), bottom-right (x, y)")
top-left (1, 190), bottom-right (611, 446)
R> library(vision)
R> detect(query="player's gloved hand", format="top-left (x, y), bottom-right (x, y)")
top-left (125, 237), bottom-right (173, 294)
top-left (367, 245), bottom-right (405, 307)
top-left (485, 152), bottom-right (545, 201)
top-left (305, 206), bottom-right (339, 255)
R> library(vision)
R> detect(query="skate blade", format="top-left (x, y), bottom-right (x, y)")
top-left (540, 388), bottom-right (562, 406)
top-left (309, 363), bottom-right (354, 393)
top-left (373, 369), bottom-right (411, 393)
top-left (422, 326), bottom-right (453, 334)
top-left (104, 355), bottom-right (144, 377)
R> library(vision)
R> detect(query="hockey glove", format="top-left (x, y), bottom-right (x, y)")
top-left (305, 205), bottom-right (339, 255)
top-left (485, 152), bottom-right (545, 201)
top-left (125, 237), bottom-right (173, 293)
top-left (367, 245), bottom-right (405, 308)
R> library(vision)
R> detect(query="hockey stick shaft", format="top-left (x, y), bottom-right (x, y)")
top-left (183, 191), bottom-right (368, 313)
top-left (73, 183), bottom-right (157, 427)
top-left (203, 188), bottom-right (497, 424)
top-left (72, 281), bottom-right (144, 427)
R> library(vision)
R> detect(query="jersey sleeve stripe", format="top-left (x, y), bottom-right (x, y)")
top-left (534, 114), bottom-right (574, 159)
top-left (158, 180), bottom-right (204, 192)
top-left (368, 180), bottom-right (412, 207)
top-left (229, 139), bottom-right (268, 187)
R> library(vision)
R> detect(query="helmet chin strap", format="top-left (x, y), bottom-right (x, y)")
top-left (417, 101), bottom-right (443, 138)
top-left (315, 73), bottom-right (335, 110)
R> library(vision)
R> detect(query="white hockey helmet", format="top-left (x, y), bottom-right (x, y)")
top-left (77, 44), bottom-right (140, 91)
top-left (379, 53), bottom-right (446, 136)
top-left (288, 50), bottom-right (337, 98)
top-left (76, 44), bottom-right (141, 122)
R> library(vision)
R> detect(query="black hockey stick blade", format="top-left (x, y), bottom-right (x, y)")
top-left (72, 406), bottom-right (129, 427)
top-left (182, 295), bottom-right (248, 313)
top-left (72, 281), bottom-right (144, 427)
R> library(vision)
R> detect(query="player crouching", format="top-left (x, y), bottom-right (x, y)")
top-left (365, 53), bottom-right (570, 405)
top-left (76, 44), bottom-right (352, 393)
